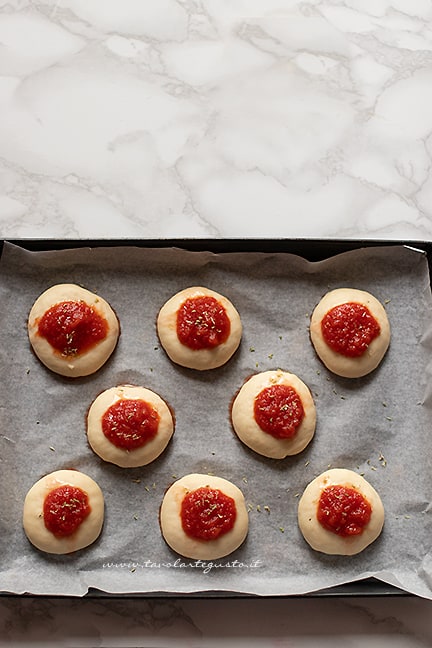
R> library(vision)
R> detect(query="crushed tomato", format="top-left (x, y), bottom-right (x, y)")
top-left (101, 398), bottom-right (160, 450)
top-left (317, 484), bottom-right (372, 536)
top-left (176, 296), bottom-right (230, 350)
top-left (254, 384), bottom-right (304, 439)
top-left (38, 300), bottom-right (108, 356)
top-left (321, 302), bottom-right (380, 357)
top-left (43, 485), bottom-right (91, 537)
top-left (180, 486), bottom-right (237, 541)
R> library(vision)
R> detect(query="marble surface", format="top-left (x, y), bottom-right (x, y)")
top-left (0, 0), bottom-right (432, 240)
top-left (1, 0), bottom-right (432, 646)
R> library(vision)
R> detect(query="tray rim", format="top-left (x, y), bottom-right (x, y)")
top-left (2, 235), bottom-right (432, 251)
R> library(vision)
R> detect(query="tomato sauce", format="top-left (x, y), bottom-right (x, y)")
top-left (102, 399), bottom-right (160, 450)
top-left (176, 296), bottom-right (230, 350)
top-left (38, 300), bottom-right (108, 356)
top-left (254, 384), bottom-right (304, 439)
top-left (43, 485), bottom-right (91, 537)
top-left (181, 486), bottom-right (237, 540)
top-left (321, 302), bottom-right (380, 358)
top-left (317, 484), bottom-right (372, 536)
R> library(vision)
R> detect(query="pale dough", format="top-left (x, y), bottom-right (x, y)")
top-left (23, 469), bottom-right (104, 555)
top-left (310, 288), bottom-right (390, 378)
top-left (28, 283), bottom-right (120, 377)
top-left (160, 473), bottom-right (249, 560)
top-left (156, 286), bottom-right (242, 370)
top-left (87, 385), bottom-right (174, 468)
top-left (297, 468), bottom-right (385, 556)
top-left (231, 370), bottom-right (316, 458)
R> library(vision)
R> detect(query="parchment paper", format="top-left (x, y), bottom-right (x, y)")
top-left (1, 241), bottom-right (432, 598)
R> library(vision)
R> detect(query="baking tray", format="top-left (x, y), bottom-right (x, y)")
top-left (3, 236), bottom-right (430, 259)
top-left (1, 237), bottom-right (430, 599)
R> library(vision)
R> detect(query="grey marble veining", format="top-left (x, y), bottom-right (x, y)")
top-left (0, 0), bottom-right (431, 239)
top-left (1, 1), bottom-right (432, 646)
top-left (1, 595), bottom-right (432, 647)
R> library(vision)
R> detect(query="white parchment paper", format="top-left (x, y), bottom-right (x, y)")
top-left (1, 241), bottom-right (432, 598)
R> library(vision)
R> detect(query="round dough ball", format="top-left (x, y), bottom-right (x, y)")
top-left (156, 286), bottom-right (242, 370)
top-left (310, 288), bottom-right (390, 378)
top-left (87, 384), bottom-right (174, 468)
top-left (231, 370), bottom-right (316, 458)
top-left (160, 473), bottom-right (249, 560)
top-left (28, 283), bottom-right (120, 377)
top-left (23, 469), bottom-right (104, 554)
top-left (297, 468), bottom-right (384, 556)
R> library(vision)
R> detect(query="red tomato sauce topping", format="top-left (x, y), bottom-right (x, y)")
top-left (254, 384), bottom-right (304, 439)
top-left (102, 399), bottom-right (160, 450)
top-left (317, 485), bottom-right (371, 536)
top-left (181, 486), bottom-right (237, 541)
top-left (43, 485), bottom-right (91, 537)
top-left (176, 296), bottom-right (230, 350)
top-left (38, 300), bottom-right (108, 356)
top-left (321, 302), bottom-right (380, 358)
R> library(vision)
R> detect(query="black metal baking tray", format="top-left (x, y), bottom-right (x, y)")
top-left (2, 236), bottom-right (431, 260)
top-left (1, 237), bottom-right (429, 599)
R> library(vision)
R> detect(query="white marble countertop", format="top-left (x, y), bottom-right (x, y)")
top-left (1, 0), bottom-right (432, 646)
top-left (1, 0), bottom-right (432, 242)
